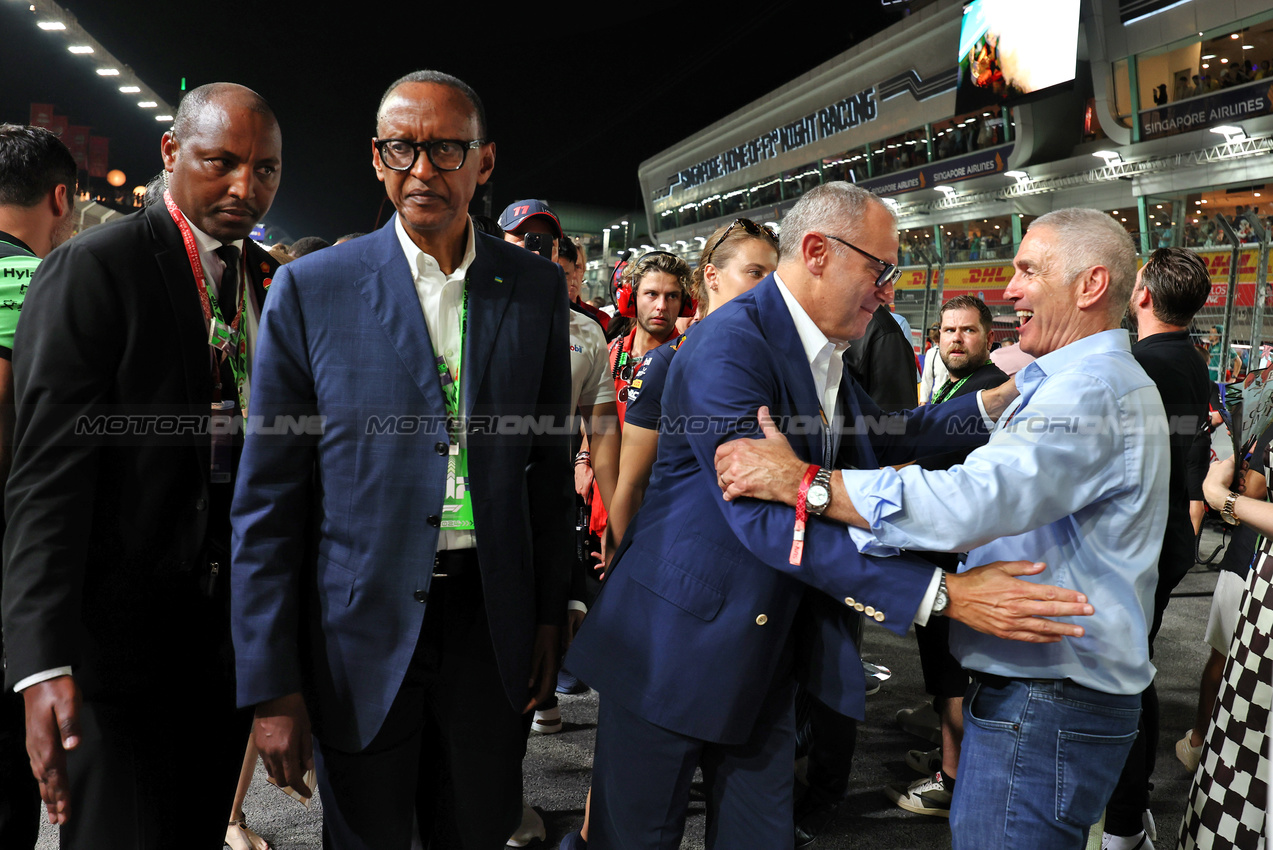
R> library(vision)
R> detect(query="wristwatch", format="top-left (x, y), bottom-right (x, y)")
top-left (1222, 491), bottom-right (1242, 526)
top-left (932, 572), bottom-right (951, 617)
top-left (806, 467), bottom-right (833, 516)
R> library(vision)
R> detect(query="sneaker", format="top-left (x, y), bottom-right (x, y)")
top-left (884, 771), bottom-right (953, 817)
top-left (531, 705), bottom-right (562, 735)
top-left (507, 801), bottom-right (546, 847)
top-left (1100, 831), bottom-right (1153, 850)
top-left (1176, 730), bottom-right (1202, 772)
top-left (905, 746), bottom-right (943, 776)
top-left (863, 661), bottom-right (891, 696)
top-left (895, 702), bottom-right (942, 743)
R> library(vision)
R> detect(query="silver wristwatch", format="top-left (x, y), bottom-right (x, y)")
top-left (806, 467), bottom-right (833, 516)
top-left (932, 572), bottom-right (951, 617)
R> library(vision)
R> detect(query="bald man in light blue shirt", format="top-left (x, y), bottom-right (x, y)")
top-left (715, 208), bottom-right (1167, 850)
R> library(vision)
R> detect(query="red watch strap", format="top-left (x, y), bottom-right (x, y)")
top-left (790, 464), bottom-right (820, 566)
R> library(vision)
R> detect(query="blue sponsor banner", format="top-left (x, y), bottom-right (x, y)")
top-left (857, 145), bottom-right (1011, 196)
top-left (1139, 81), bottom-right (1273, 140)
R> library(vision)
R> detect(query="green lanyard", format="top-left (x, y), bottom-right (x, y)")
top-left (433, 283), bottom-right (475, 531)
top-left (932, 361), bottom-right (991, 404)
top-left (433, 283), bottom-right (470, 430)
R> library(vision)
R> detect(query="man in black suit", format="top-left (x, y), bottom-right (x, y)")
top-left (1, 82), bottom-right (281, 848)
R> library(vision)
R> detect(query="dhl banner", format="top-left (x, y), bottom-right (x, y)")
top-left (902, 250), bottom-right (1273, 307)
top-left (894, 268), bottom-right (933, 291)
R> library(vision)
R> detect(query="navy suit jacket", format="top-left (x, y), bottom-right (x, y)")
top-left (230, 218), bottom-right (574, 751)
top-left (566, 275), bottom-right (987, 745)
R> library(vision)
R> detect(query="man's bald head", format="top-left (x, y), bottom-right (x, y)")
top-left (172, 83), bottom-right (276, 142)
top-left (161, 82), bottom-right (281, 242)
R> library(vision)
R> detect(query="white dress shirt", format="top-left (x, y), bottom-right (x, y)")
top-left (772, 272), bottom-right (941, 626)
top-left (394, 214), bottom-right (478, 551)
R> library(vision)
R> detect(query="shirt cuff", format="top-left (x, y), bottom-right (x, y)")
top-left (974, 389), bottom-right (995, 429)
top-left (841, 467), bottom-right (905, 555)
top-left (567, 600), bottom-right (588, 615)
top-left (14, 667), bottom-right (73, 692)
top-left (912, 568), bottom-right (943, 627)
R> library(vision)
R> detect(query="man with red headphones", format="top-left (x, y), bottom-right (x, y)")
top-left (608, 251), bottom-right (693, 422)
top-left (587, 251), bottom-right (693, 556)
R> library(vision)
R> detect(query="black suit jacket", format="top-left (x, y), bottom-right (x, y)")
top-left (2, 202), bottom-right (276, 698)
top-left (844, 306), bottom-right (919, 412)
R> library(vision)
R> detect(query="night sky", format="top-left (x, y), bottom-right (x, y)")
top-left (1, 2), bottom-right (906, 241)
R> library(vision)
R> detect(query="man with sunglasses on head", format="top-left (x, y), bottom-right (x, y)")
top-left (566, 183), bottom-right (1089, 849)
top-left (231, 70), bottom-right (573, 849)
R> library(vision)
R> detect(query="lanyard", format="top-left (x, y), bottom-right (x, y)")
top-left (931, 361), bottom-right (991, 405)
top-left (162, 190), bottom-right (247, 410)
top-left (932, 375), bottom-right (971, 405)
top-left (433, 282), bottom-right (470, 438)
top-left (611, 330), bottom-right (637, 379)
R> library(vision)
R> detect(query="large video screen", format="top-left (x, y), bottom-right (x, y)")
top-left (955, 0), bottom-right (1081, 114)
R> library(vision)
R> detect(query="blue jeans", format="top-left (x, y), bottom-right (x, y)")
top-left (951, 678), bottom-right (1141, 850)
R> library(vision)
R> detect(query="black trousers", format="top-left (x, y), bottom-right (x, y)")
top-left (314, 560), bottom-right (525, 850)
top-left (0, 686), bottom-right (38, 848)
top-left (1105, 546), bottom-right (1193, 836)
top-left (59, 685), bottom-right (250, 849)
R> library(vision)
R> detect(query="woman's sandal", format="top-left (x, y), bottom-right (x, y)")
top-left (225, 817), bottom-right (271, 850)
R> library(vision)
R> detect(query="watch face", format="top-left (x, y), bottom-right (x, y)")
top-left (807, 484), bottom-right (829, 508)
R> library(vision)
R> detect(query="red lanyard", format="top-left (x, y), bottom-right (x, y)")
top-left (162, 190), bottom-right (244, 333)
top-left (790, 464), bottom-right (819, 566)
top-left (162, 190), bottom-right (247, 404)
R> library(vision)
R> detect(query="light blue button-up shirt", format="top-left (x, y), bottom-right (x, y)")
top-left (842, 329), bottom-right (1168, 694)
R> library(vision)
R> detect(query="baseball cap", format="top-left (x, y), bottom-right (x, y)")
top-left (498, 199), bottom-right (563, 241)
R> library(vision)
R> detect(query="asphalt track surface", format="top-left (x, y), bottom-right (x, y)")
top-left (36, 540), bottom-right (1224, 849)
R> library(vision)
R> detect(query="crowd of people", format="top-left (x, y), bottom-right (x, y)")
top-left (0, 67), bottom-right (1267, 850)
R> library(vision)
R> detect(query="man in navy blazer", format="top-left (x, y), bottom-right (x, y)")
top-left (230, 72), bottom-right (573, 848)
top-left (565, 183), bottom-right (1093, 848)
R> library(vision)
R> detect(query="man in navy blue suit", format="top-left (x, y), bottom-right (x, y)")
top-left (565, 183), bottom-right (1094, 849)
top-left (230, 71), bottom-right (573, 849)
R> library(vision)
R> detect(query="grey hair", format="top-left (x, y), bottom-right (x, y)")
top-left (777, 181), bottom-right (895, 260)
top-left (1028, 208), bottom-right (1138, 318)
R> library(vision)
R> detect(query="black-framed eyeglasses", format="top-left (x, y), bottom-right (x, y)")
top-left (820, 233), bottom-right (901, 288)
top-left (704, 218), bottom-right (778, 267)
top-left (373, 138), bottom-right (485, 172)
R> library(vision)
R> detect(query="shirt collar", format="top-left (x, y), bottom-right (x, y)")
top-left (773, 271), bottom-right (848, 368)
top-left (179, 211), bottom-right (243, 256)
top-left (1017, 328), bottom-right (1131, 390)
top-left (394, 213), bottom-right (476, 282)
top-left (0, 230), bottom-right (35, 257)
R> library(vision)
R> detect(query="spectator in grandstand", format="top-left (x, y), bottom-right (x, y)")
top-left (1103, 246), bottom-right (1211, 850)
top-left (334, 232), bottom-right (366, 244)
top-left (715, 206), bottom-right (1166, 850)
top-left (288, 235), bottom-right (329, 258)
top-left (0, 121), bottom-right (77, 850)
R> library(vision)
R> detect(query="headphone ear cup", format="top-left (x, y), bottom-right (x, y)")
top-left (618, 282), bottom-right (636, 317)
